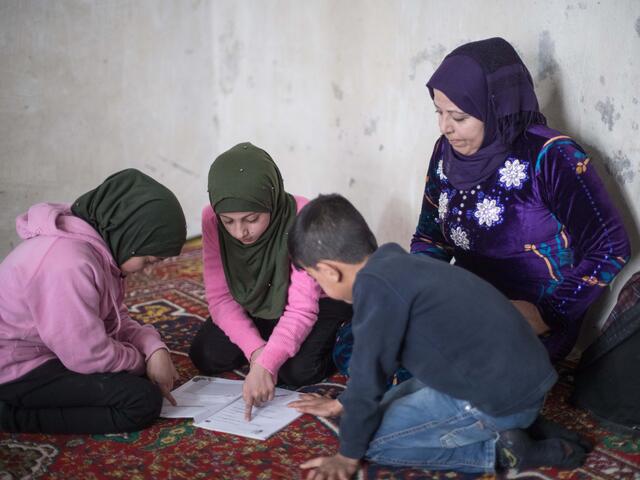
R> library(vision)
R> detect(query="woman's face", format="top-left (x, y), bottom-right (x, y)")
top-left (433, 89), bottom-right (485, 156)
top-left (219, 211), bottom-right (271, 244)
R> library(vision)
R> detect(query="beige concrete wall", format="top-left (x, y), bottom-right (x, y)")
top-left (1, 0), bottom-right (639, 330)
top-left (0, 0), bottom-right (214, 252)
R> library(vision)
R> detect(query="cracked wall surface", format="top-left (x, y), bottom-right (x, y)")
top-left (1, 0), bottom-right (639, 327)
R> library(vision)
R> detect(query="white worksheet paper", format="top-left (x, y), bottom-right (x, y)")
top-left (160, 376), bottom-right (243, 419)
top-left (160, 376), bottom-right (303, 440)
top-left (193, 388), bottom-right (302, 440)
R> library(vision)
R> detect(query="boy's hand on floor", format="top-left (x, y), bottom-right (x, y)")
top-left (288, 393), bottom-right (343, 417)
top-left (300, 453), bottom-right (359, 480)
top-left (244, 348), bottom-right (275, 421)
top-left (146, 349), bottom-right (179, 405)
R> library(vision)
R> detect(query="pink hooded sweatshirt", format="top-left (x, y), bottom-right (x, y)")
top-left (202, 196), bottom-right (323, 377)
top-left (0, 203), bottom-right (167, 384)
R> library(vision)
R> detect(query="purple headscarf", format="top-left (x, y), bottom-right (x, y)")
top-left (427, 37), bottom-right (546, 190)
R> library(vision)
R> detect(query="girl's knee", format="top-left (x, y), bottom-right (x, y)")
top-left (116, 377), bottom-right (163, 432)
top-left (188, 344), bottom-right (243, 375)
top-left (278, 358), bottom-right (330, 387)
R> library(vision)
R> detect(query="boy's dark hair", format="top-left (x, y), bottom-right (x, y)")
top-left (288, 194), bottom-right (378, 268)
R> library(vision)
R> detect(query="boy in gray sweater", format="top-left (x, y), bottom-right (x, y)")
top-left (288, 194), bottom-right (587, 479)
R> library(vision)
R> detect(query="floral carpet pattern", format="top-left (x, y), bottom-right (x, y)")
top-left (1, 238), bottom-right (639, 479)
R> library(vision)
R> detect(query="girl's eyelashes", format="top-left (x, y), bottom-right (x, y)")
top-left (221, 217), bottom-right (257, 224)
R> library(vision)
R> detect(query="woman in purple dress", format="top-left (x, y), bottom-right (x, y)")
top-left (411, 37), bottom-right (631, 361)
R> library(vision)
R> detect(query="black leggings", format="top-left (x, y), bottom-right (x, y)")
top-left (189, 298), bottom-right (353, 386)
top-left (0, 359), bottom-right (162, 434)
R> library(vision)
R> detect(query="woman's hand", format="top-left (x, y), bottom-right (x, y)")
top-left (300, 453), bottom-right (360, 480)
top-left (146, 349), bottom-right (179, 405)
top-left (243, 346), bottom-right (276, 421)
top-left (288, 393), bottom-right (344, 418)
top-left (511, 300), bottom-right (550, 336)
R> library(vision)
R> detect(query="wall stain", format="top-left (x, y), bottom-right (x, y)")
top-left (599, 75), bottom-right (605, 85)
top-left (595, 97), bottom-right (620, 131)
top-left (335, 117), bottom-right (341, 127)
top-left (144, 163), bottom-right (157, 173)
top-left (288, 145), bottom-right (295, 152)
top-left (218, 25), bottom-right (241, 95)
top-left (537, 31), bottom-right (559, 81)
top-left (331, 82), bottom-right (343, 100)
top-left (565, 3), bottom-right (575, 17)
top-left (364, 118), bottom-right (378, 136)
top-left (635, 16), bottom-right (640, 37)
top-left (379, 144), bottom-right (384, 151)
top-left (158, 155), bottom-right (199, 178)
top-left (603, 150), bottom-right (635, 185)
top-left (633, 97), bottom-right (639, 105)
top-left (409, 44), bottom-right (446, 80)
top-left (632, 121), bottom-right (639, 131)
top-left (349, 178), bottom-right (355, 187)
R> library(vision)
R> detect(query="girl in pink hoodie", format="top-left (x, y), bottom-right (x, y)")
top-left (0, 169), bottom-right (186, 434)
top-left (189, 143), bottom-right (352, 420)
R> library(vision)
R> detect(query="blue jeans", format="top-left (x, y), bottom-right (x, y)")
top-left (365, 378), bottom-right (542, 473)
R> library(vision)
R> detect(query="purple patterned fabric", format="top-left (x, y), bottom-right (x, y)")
top-left (426, 37), bottom-right (546, 191)
top-left (411, 124), bottom-right (631, 360)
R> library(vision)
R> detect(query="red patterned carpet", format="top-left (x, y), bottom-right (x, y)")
top-left (1, 238), bottom-right (639, 479)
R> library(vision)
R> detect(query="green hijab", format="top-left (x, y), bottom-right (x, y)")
top-left (71, 168), bottom-right (187, 266)
top-left (208, 142), bottom-right (297, 319)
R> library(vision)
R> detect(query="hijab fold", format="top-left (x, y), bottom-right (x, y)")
top-left (208, 142), bottom-right (297, 319)
top-left (71, 169), bottom-right (186, 266)
top-left (427, 37), bottom-right (546, 190)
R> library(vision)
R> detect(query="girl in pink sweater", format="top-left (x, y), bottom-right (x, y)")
top-left (189, 143), bottom-right (352, 419)
top-left (0, 169), bottom-right (186, 434)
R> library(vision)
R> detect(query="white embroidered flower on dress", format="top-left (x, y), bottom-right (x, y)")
top-left (449, 226), bottom-right (470, 250)
top-left (498, 159), bottom-right (528, 189)
top-left (473, 197), bottom-right (503, 227)
top-left (438, 192), bottom-right (449, 220)
top-left (437, 159), bottom-right (448, 181)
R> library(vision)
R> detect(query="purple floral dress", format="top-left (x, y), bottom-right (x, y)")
top-left (411, 125), bottom-right (631, 360)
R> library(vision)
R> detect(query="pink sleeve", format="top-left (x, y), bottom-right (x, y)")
top-left (202, 205), bottom-right (266, 361)
top-left (256, 196), bottom-right (323, 376)
top-left (114, 300), bottom-right (167, 363)
top-left (257, 264), bottom-right (322, 376)
top-left (31, 247), bottom-right (146, 375)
